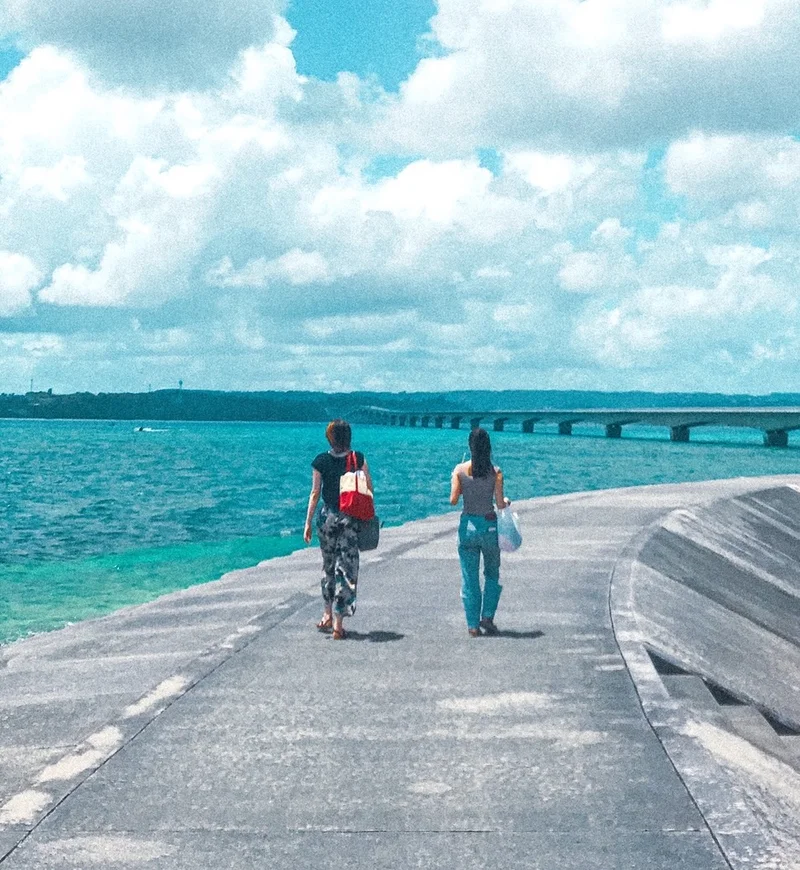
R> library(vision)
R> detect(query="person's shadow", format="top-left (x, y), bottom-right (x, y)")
top-left (490, 629), bottom-right (544, 640)
top-left (333, 629), bottom-right (542, 642)
top-left (344, 630), bottom-right (405, 643)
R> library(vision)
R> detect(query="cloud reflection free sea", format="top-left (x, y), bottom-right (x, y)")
top-left (2, 418), bottom-right (798, 644)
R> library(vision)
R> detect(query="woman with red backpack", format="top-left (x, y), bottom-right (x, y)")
top-left (303, 419), bottom-right (374, 640)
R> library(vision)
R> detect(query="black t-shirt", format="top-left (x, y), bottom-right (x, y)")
top-left (312, 450), bottom-right (365, 511)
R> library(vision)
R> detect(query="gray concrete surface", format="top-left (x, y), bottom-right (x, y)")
top-left (2, 476), bottom-right (800, 868)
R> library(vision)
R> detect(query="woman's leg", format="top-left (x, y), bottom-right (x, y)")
top-left (458, 515), bottom-right (482, 631)
top-left (317, 510), bottom-right (337, 623)
top-left (333, 515), bottom-right (360, 624)
top-left (480, 524), bottom-right (502, 621)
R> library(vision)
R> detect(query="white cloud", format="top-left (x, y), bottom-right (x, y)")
top-left (704, 244), bottom-right (771, 273)
top-left (505, 152), bottom-right (596, 195)
top-left (475, 265), bottom-right (512, 280)
top-left (557, 217), bottom-right (635, 292)
top-left (39, 155), bottom-right (219, 307)
top-left (3, 3), bottom-right (800, 392)
top-left (574, 305), bottom-right (665, 368)
top-left (209, 249), bottom-right (330, 288)
top-left (592, 218), bottom-right (632, 246)
top-left (0, 250), bottom-right (42, 314)
top-left (3, 0), bottom-right (287, 91)
top-left (573, 233), bottom-right (794, 371)
top-left (559, 251), bottom-right (613, 292)
top-left (19, 155), bottom-right (89, 200)
top-left (665, 134), bottom-right (800, 235)
top-left (380, 0), bottom-right (800, 151)
top-left (661, 0), bottom-right (766, 43)
top-left (503, 149), bottom-right (644, 232)
top-left (364, 159), bottom-right (493, 224)
top-left (1, 332), bottom-right (64, 355)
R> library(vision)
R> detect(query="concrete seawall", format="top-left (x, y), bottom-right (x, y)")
top-left (2, 476), bottom-right (800, 868)
top-left (621, 484), bottom-right (800, 727)
top-left (612, 482), bottom-right (800, 869)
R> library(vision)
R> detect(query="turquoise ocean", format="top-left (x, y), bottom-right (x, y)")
top-left (2, 418), bottom-right (798, 645)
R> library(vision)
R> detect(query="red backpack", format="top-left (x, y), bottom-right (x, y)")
top-left (339, 451), bottom-right (375, 520)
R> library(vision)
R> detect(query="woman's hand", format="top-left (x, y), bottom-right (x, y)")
top-left (449, 466), bottom-right (462, 506)
top-left (305, 471), bottom-right (321, 543)
top-left (494, 468), bottom-right (506, 509)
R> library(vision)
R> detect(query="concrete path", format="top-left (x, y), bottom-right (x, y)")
top-left (2, 476), bottom-right (800, 869)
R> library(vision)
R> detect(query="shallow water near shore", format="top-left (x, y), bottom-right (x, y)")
top-left (2, 418), bottom-right (799, 644)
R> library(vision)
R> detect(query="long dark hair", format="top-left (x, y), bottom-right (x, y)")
top-left (468, 427), bottom-right (493, 478)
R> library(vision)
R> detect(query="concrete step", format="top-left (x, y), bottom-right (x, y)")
top-left (661, 674), bottom-right (800, 770)
top-left (723, 705), bottom-right (798, 765)
top-left (776, 734), bottom-right (800, 767)
top-left (660, 674), bottom-right (725, 719)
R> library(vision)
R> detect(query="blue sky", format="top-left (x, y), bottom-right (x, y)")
top-left (1, 0), bottom-right (800, 395)
top-left (288, 0), bottom-right (435, 90)
top-left (0, 43), bottom-right (23, 79)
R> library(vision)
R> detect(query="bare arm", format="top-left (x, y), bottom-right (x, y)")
top-left (450, 465), bottom-right (463, 506)
top-left (362, 458), bottom-right (374, 493)
top-left (303, 469), bottom-right (322, 543)
top-left (494, 468), bottom-right (509, 508)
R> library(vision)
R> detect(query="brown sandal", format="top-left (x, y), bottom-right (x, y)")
top-left (332, 627), bottom-right (347, 640)
top-left (316, 614), bottom-right (333, 632)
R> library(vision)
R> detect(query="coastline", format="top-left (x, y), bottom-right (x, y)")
top-left (0, 533), bottom-right (307, 647)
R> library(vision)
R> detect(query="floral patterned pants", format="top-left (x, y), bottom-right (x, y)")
top-left (317, 506), bottom-right (360, 616)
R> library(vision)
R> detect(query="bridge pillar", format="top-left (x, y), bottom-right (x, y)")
top-left (389, 415), bottom-right (397, 426)
top-left (450, 417), bottom-right (461, 429)
top-left (764, 429), bottom-right (789, 447)
top-left (670, 425), bottom-right (690, 443)
top-left (606, 424), bottom-right (622, 439)
top-left (558, 422), bottom-right (573, 436)
top-left (435, 416), bottom-right (444, 429)
top-left (522, 419), bottom-right (535, 434)
top-left (409, 416), bottom-right (418, 428)
top-left (398, 415), bottom-right (406, 427)
top-left (470, 417), bottom-right (482, 429)
top-left (421, 416), bottom-right (430, 428)
top-left (493, 418), bottom-right (507, 432)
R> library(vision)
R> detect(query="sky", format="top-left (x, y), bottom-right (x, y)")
top-left (1, 0), bottom-right (800, 396)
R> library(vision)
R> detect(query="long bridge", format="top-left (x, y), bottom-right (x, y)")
top-left (358, 406), bottom-right (800, 447)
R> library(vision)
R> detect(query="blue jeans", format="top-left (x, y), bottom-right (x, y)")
top-left (458, 513), bottom-right (502, 630)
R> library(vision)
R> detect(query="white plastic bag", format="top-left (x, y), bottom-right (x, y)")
top-left (497, 507), bottom-right (522, 552)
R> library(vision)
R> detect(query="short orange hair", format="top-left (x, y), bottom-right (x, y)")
top-left (325, 419), bottom-right (351, 451)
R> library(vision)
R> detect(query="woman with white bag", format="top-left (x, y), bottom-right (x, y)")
top-left (450, 427), bottom-right (513, 637)
top-left (304, 419), bottom-right (373, 640)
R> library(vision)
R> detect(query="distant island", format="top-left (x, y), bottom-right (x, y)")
top-left (3, 388), bottom-right (800, 423)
